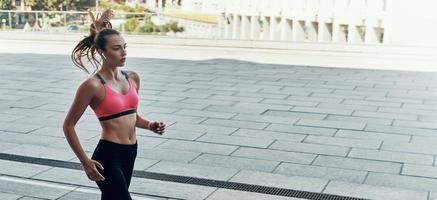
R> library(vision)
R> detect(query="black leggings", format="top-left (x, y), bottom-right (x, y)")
top-left (91, 139), bottom-right (137, 200)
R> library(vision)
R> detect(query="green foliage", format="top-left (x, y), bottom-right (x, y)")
top-left (123, 19), bottom-right (185, 35)
top-left (124, 18), bottom-right (139, 32)
top-left (0, 0), bottom-right (13, 10)
top-left (134, 23), bottom-right (155, 33)
top-left (100, 0), bottom-right (144, 13)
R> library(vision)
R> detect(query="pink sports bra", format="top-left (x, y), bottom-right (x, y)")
top-left (92, 71), bottom-right (139, 121)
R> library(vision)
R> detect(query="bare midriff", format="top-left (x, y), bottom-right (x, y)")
top-left (99, 113), bottom-right (137, 144)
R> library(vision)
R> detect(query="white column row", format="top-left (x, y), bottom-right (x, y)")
top-left (218, 0), bottom-right (389, 44)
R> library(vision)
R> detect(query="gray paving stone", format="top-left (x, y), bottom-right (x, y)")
top-left (266, 123), bottom-right (337, 136)
top-left (146, 161), bottom-right (239, 181)
top-left (335, 130), bottom-right (411, 142)
top-left (229, 170), bottom-right (328, 193)
top-left (201, 118), bottom-right (269, 130)
top-left (261, 99), bottom-right (319, 107)
top-left (187, 89), bottom-right (237, 96)
top-left (365, 96), bottom-right (423, 104)
top-left (234, 91), bottom-right (288, 99)
top-left (0, 176), bottom-right (73, 199)
top-left (327, 115), bottom-right (393, 125)
top-left (393, 120), bottom-right (437, 129)
top-left (304, 135), bottom-right (381, 149)
top-left (365, 172), bottom-right (437, 192)
top-left (179, 98), bottom-right (236, 106)
top-left (144, 113), bottom-right (205, 124)
top-left (32, 167), bottom-right (95, 187)
top-left (317, 102), bottom-right (378, 111)
top-left (129, 177), bottom-right (216, 200)
top-left (269, 141), bottom-right (350, 156)
top-left (0, 141), bottom-right (20, 153)
top-left (137, 147), bottom-right (201, 163)
top-left (159, 91), bottom-right (211, 99)
top-left (0, 132), bottom-right (63, 148)
top-left (354, 111), bottom-right (418, 120)
top-left (231, 113), bottom-right (299, 125)
top-left (378, 106), bottom-right (437, 116)
top-left (349, 148), bottom-right (433, 165)
top-left (197, 134), bottom-right (274, 148)
top-left (291, 106), bottom-right (354, 116)
top-left (191, 154), bottom-right (279, 172)
top-left (365, 124), bottom-right (437, 137)
top-left (0, 192), bottom-right (22, 200)
top-left (312, 92), bottom-right (365, 100)
top-left (232, 147), bottom-right (316, 164)
top-left (323, 181), bottom-right (428, 200)
top-left (167, 122), bottom-right (237, 135)
top-left (231, 128), bottom-right (305, 142)
top-left (149, 101), bottom-right (209, 110)
top-left (0, 122), bottom-right (42, 134)
top-left (206, 189), bottom-right (304, 200)
top-left (402, 164), bottom-right (437, 178)
top-left (138, 129), bottom-right (205, 141)
top-left (296, 119), bottom-right (366, 130)
top-left (343, 99), bottom-right (401, 107)
top-left (274, 162), bottom-right (367, 183)
top-left (381, 141), bottom-right (437, 155)
top-left (262, 110), bottom-right (327, 120)
top-left (208, 94), bottom-right (263, 103)
top-left (173, 109), bottom-right (237, 119)
top-left (0, 160), bottom-right (51, 178)
top-left (313, 155), bottom-right (402, 174)
top-left (157, 140), bottom-right (238, 155)
top-left (2, 144), bottom-right (76, 161)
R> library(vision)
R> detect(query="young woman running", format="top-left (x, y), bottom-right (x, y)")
top-left (63, 10), bottom-right (166, 200)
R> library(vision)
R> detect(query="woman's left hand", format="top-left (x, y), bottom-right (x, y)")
top-left (150, 121), bottom-right (166, 135)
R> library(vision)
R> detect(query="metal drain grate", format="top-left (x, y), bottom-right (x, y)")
top-left (0, 153), bottom-right (368, 200)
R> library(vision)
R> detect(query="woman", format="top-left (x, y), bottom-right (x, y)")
top-left (63, 10), bottom-right (166, 200)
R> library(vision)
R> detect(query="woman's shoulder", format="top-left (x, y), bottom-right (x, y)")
top-left (77, 75), bottom-right (102, 93)
top-left (126, 70), bottom-right (140, 83)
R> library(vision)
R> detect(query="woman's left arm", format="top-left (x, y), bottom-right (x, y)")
top-left (129, 71), bottom-right (166, 134)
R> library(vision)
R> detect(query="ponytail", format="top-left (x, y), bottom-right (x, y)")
top-left (71, 9), bottom-right (114, 75)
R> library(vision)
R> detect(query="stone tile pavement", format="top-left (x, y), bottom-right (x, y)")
top-left (0, 52), bottom-right (437, 200)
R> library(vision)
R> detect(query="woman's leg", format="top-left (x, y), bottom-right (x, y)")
top-left (95, 166), bottom-right (132, 200)
top-left (91, 140), bottom-right (133, 200)
top-left (121, 146), bottom-right (137, 188)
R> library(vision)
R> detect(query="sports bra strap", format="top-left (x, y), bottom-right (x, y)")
top-left (121, 70), bottom-right (129, 80)
top-left (95, 73), bottom-right (106, 84)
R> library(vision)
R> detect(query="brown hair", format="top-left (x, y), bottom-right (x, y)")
top-left (71, 10), bottom-right (119, 74)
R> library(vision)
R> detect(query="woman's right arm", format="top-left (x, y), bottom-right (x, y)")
top-left (63, 79), bottom-right (105, 181)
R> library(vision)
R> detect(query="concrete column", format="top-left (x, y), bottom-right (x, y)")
top-left (332, 22), bottom-right (339, 42)
top-left (280, 17), bottom-right (293, 41)
top-left (269, 16), bottom-right (276, 40)
top-left (232, 14), bottom-right (241, 39)
top-left (224, 14), bottom-right (233, 39)
top-left (261, 17), bottom-right (271, 40)
top-left (292, 20), bottom-right (305, 41)
top-left (349, 25), bottom-right (365, 43)
top-left (318, 22), bottom-right (333, 42)
top-left (241, 15), bottom-right (250, 39)
top-left (250, 16), bottom-right (261, 40)
top-left (158, 0), bottom-right (163, 12)
top-left (365, 26), bottom-right (378, 43)
top-left (307, 21), bottom-right (318, 41)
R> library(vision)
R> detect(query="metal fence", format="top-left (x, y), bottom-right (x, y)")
top-left (0, 10), bottom-right (151, 33)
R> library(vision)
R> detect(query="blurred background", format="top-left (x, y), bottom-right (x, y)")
top-left (1, 0), bottom-right (437, 46)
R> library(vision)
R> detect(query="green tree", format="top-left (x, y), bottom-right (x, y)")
top-left (0, 0), bottom-right (13, 10)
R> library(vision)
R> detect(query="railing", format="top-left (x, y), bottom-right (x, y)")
top-left (0, 10), bottom-right (151, 33)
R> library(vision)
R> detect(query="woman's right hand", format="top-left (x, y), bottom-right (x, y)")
top-left (82, 159), bottom-right (105, 181)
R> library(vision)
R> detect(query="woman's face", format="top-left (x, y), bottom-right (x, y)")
top-left (101, 34), bottom-right (127, 67)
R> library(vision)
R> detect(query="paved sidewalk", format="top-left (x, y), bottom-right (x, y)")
top-left (1, 39), bottom-right (437, 199)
